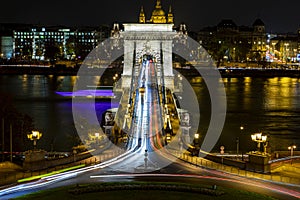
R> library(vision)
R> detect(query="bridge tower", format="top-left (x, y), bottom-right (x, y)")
top-left (121, 23), bottom-right (175, 90)
top-left (121, 0), bottom-right (175, 91)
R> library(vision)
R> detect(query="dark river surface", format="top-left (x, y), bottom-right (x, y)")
top-left (0, 75), bottom-right (299, 153)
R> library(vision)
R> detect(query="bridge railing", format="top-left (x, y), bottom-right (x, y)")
top-left (170, 150), bottom-right (300, 185)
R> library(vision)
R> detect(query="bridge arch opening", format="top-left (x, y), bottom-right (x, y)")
top-left (141, 54), bottom-right (155, 63)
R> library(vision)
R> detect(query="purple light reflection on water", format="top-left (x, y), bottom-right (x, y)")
top-left (56, 89), bottom-right (114, 97)
top-left (72, 100), bottom-right (119, 125)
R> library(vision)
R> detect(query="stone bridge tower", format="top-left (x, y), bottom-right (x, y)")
top-left (120, 0), bottom-right (175, 90)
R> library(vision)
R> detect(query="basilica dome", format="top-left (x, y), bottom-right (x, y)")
top-left (139, 0), bottom-right (173, 24)
top-left (152, 8), bottom-right (165, 17)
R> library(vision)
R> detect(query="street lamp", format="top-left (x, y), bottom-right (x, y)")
top-left (251, 132), bottom-right (267, 153)
top-left (113, 73), bottom-right (119, 87)
top-left (27, 130), bottom-right (42, 150)
top-left (95, 132), bottom-right (100, 143)
top-left (240, 126), bottom-right (244, 131)
top-left (288, 145), bottom-right (296, 164)
top-left (236, 126), bottom-right (244, 159)
top-left (238, 126), bottom-right (244, 152)
top-left (194, 133), bottom-right (199, 145)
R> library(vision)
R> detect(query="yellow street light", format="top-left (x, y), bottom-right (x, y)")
top-left (238, 125), bottom-right (244, 160)
top-left (251, 132), bottom-right (267, 153)
top-left (94, 132), bottom-right (102, 145)
top-left (288, 145), bottom-right (296, 165)
top-left (288, 145), bottom-right (296, 157)
top-left (27, 131), bottom-right (42, 150)
top-left (193, 133), bottom-right (200, 147)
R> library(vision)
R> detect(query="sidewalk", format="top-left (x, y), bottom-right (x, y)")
top-left (0, 148), bottom-right (123, 188)
top-left (171, 150), bottom-right (300, 186)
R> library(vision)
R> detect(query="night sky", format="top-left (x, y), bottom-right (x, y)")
top-left (1, 0), bottom-right (300, 33)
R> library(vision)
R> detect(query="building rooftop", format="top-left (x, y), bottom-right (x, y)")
top-left (253, 18), bottom-right (265, 27)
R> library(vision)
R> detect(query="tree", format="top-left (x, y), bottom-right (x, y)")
top-left (0, 93), bottom-right (35, 153)
top-left (44, 40), bottom-right (61, 65)
top-left (66, 36), bottom-right (76, 59)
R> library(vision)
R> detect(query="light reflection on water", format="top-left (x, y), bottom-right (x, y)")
top-left (191, 77), bottom-right (300, 152)
top-left (0, 75), bottom-right (299, 152)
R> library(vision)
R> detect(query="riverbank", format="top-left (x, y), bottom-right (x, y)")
top-left (1, 65), bottom-right (300, 78)
top-left (176, 67), bottom-right (300, 78)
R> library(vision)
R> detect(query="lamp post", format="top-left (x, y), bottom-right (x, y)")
top-left (95, 132), bottom-right (100, 145)
top-left (194, 133), bottom-right (199, 146)
top-left (239, 125), bottom-right (244, 160)
top-left (95, 132), bottom-right (100, 138)
top-left (113, 73), bottom-right (118, 88)
top-left (251, 132), bottom-right (267, 153)
top-left (236, 137), bottom-right (239, 158)
top-left (27, 131), bottom-right (42, 150)
top-left (288, 145), bottom-right (296, 165)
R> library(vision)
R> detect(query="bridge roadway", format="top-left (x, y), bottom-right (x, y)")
top-left (116, 58), bottom-right (168, 172)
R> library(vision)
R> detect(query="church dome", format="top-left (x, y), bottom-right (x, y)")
top-left (150, 0), bottom-right (167, 23)
top-left (152, 8), bottom-right (165, 16)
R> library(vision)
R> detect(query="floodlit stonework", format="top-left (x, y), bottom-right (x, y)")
top-left (121, 23), bottom-right (175, 90)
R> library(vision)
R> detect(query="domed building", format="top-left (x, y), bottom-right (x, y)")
top-left (139, 0), bottom-right (173, 24)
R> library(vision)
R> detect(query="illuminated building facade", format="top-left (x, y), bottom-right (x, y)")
top-left (198, 19), bottom-right (267, 63)
top-left (0, 24), bottom-right (109, 61)
top-left (252, 19), bottom-right (267, 57)
top-left (0, 36), bottom-right (13, 59)
top-left (13, 26), bottom-right (109, 61)
top-left (0, 24), bottom-right (17, 59)
top-left (269, 34), bottom-right (298, 63)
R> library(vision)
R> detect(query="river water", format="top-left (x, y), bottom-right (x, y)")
top-left (0, 75), bottom-right (299, 153)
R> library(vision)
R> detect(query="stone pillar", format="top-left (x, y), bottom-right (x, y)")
top-left (123, 40), bottom-right (134, 76)
top-left (162, 40), bottom-right (173, 77)
top-left (23, 150), bottom-right (47, 171)
top-left (122, 40), bottom-right (135, 88)
top-left (246, 152), bottom-right (271, 173)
